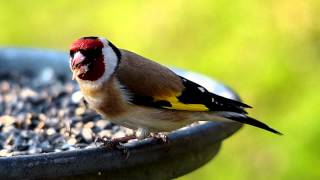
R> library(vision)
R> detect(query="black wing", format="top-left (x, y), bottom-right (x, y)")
top-left (124, 75), bottom-right (251, 114)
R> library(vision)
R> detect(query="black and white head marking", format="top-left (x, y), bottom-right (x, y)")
top-left (79, 37), bottom-right (122, 88)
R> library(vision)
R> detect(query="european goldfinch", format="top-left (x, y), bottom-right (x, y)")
top-left (69, 36), bottom-right (281, 139)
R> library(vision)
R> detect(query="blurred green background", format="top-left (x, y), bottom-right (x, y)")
top-left (1, 0), bottom-right (319, 179)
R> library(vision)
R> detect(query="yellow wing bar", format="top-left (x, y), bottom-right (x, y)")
top-left (154, 95), bottom-right (209, 111)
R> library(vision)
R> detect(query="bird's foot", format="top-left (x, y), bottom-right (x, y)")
top-left (150, 133), bottom-right (169, 143)
top-left (95, 135), bottom-right (136, 158)
top-left (95, 135), bottom-right (137, 149)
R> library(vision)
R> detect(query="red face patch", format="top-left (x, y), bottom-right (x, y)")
top-left (70, 38), bottom-right (104, 53)
top-left (70, 37), bottom-right (106, 81)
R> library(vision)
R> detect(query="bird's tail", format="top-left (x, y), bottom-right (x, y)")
top-left (213, 112), bottom-right (282, 135)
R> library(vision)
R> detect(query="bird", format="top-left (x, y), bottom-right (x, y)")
top-left (69, 36), bottom-right (282, 141)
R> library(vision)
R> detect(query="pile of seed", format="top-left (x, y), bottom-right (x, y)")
top-left (0, 71), bottom-right (134, 157)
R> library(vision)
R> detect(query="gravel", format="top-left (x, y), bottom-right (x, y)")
top-left (0, 71), bottom-right (134, 157)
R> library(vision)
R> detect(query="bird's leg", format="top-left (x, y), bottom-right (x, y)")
top-left (150, 132), bottom-right (169, 143)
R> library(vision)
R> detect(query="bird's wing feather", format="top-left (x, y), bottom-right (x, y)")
top-left (116, 49), bottom-right (251, 113)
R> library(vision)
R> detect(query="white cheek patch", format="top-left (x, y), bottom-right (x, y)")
top-left (101, 46), bottom-right (118, 80)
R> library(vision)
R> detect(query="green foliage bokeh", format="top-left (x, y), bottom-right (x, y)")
top-left (1, 0), bottom-right (319, 179)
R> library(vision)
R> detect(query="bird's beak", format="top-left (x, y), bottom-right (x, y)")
top-left (72, 70), bottom-right (77, 80)
top-left (72, 52), bottom-right (86, 68)
top-left (71, 52), bottom-right (86, 80)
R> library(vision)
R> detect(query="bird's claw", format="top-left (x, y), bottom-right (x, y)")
top-left (95, 136), bottom-right (120, 149)
top-left (151, 133), bottom-right (169, 143)
top-left (94, 135), bottom-right (136, 159)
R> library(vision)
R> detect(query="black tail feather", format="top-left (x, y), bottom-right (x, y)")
top-left (217, 112), bottom-right (282, 135)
